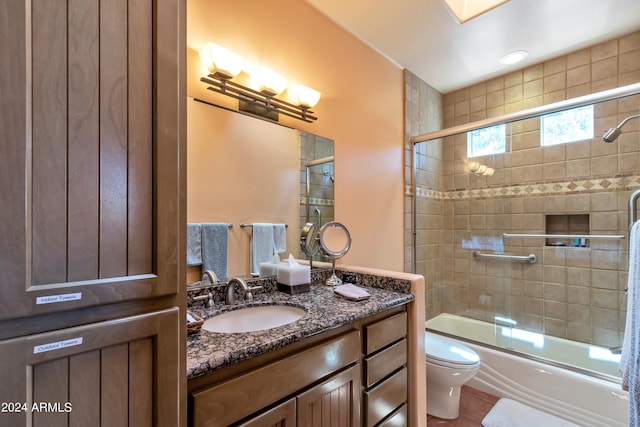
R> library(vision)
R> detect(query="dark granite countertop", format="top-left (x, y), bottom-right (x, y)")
top-left (186, 278), bottom-right (414, 381)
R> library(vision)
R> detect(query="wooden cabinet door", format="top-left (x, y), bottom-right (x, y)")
top-left (236, 399), bottom-right (296, 427)
top-left (0, 308), bottom-right (180, 427)
top-left (296, 365), bottom-right (361, 427)
top-left (0, 0), bottom-right (183, 320)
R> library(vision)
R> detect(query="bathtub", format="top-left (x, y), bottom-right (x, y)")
top-left (426, 313), bottom-right (629, 427)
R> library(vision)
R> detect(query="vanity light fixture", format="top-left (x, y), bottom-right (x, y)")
top-left (198, 43), bottom-right (320, 123)
top-left (468, 161), bottom-right (494, 176)
top-left (198, 43), bottom-right (243, 78)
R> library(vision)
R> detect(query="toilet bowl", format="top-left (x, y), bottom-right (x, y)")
top-left (425, 331), bottom-right (480, 419)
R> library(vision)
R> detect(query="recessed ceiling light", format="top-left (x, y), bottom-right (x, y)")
top-left (499, 50), bottom-right (528, 65)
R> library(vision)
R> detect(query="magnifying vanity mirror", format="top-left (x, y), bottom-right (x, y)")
top-left (300, 222), bottom-right (320, 260)
top-left (318, 221), bottom-right (351, 286)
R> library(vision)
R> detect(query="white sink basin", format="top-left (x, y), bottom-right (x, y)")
top-left (202, 305), bottom-right (306, 333)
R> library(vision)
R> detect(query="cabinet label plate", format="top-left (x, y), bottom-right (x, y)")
top-left (33, 338), bottom-right (84, 354)
top-left (36, 292), bottom-right (82, 305)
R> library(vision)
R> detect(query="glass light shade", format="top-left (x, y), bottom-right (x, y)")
top-left (198, 43), bottom-right (243, 78)
top-left (287, 85), bottom-right (321, 108)
top-left (253, 66), bottom-right (287, 96)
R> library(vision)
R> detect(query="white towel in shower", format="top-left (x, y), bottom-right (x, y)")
top-left (250, 223), bottom-right (275, 276)
top-left (622, 220), bottom-right (640, 426)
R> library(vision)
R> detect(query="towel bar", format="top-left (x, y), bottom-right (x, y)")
top-left (473, 251), bottom-right (537, 264)
top-left (503, 233), bottom-right (624, 240)
top-left (241, 223), bottom-right (288, 228)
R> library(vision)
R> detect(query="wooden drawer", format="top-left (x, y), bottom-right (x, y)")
top-left (364, 338), bottom-right (406, 388)
top-left (364, 366), bottom-right (407, 427)
top-left (378, 404), bottom-right (408, 427)
top-left (192, 330), bottom-right (359, 427)
top-left (364, 311), bottom-right (407, 355)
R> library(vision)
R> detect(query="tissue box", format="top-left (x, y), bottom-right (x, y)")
top-left (259, 262), bottom-right (285, 277)
top-left (277, 263), bottom-right (311, 294)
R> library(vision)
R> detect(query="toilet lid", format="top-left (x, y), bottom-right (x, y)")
top-left (425, 332), bottom-right (480, 366)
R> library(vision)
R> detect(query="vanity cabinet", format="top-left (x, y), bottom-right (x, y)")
top-left (237, 366), bottom-right (360, 427)
top-left (362, 312), bottom-right (408, 427)
top-left (190, 331), bottom-right (361, 427)
top-left (188, 305), bottom-right (410, 427)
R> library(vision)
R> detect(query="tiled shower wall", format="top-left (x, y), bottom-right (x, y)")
top-left (299, 132), bottom-right (334, 259)
top-left (407, 31), bottom-right (640, 348)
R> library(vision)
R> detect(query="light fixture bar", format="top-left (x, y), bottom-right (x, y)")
top-left (200, 74), bottom-right (318, 123)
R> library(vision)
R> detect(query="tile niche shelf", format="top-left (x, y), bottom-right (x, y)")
top-left (545, 214), bottom-right (590, 248)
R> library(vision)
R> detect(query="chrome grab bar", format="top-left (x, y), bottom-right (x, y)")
top-left (472, 251), bottom-right (537, 264)
top-left (503, 233), bottom-right (624, 240)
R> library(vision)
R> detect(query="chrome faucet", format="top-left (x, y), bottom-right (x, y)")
top-left (201, 269), bottom-right (218, 285)
top-left (225, 277), bottom-right (263, 305)
top-left (193, 291), bottom-right (215, 308)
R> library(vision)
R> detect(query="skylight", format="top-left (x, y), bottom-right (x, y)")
top-left (441, 0), bottom-right (510, 23)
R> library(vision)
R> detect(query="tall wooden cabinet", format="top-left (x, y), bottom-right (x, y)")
top-left (0, 0), bottom-right (186, 425)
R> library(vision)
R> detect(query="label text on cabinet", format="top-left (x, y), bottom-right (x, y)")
top-left (36, 292), bottom-right (82, 305)
top-left (33, 338), bottom-right (83, 354)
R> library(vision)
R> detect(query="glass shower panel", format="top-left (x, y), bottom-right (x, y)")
top-left (417, 90), bottom-right (640, 376)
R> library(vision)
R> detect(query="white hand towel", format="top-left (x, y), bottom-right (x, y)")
top-left (251, 223), bottom-right (275, 276)
top-left (333, 284), bottom-right (370, 301)
top-left (621, 220), bottom-right (640, 426)
top-left (273, 223), bottom-right (287, 254)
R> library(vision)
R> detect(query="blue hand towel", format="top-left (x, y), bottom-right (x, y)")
top-left (186, 223), bottom-right (202, 266)
top-left (201, 223), bottom-right (228, 281)
top-left (251, 223), bottom-right (275, 275)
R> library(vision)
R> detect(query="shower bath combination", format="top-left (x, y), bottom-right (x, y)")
top-left (602, 113), bottom-right (640, 142)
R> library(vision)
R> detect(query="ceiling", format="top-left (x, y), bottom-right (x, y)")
top-left (305, 0), bottom-right (640, 93)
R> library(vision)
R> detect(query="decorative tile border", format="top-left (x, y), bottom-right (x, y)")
top-left (407, 175), bottom-right (640, 200)
top-left (300, 196), bottom-right (334, 206)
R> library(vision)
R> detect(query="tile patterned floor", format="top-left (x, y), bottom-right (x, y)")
top-left (427, 386), bottom-right (500, 427)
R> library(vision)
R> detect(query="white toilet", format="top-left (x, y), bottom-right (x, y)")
top-left (425, 331), bottom-right (481, 419)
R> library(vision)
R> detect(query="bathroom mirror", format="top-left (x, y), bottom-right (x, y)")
top-left (187, 98), bottom-right (334, 279)
top-left (318, 221), bottom-right (351, 286)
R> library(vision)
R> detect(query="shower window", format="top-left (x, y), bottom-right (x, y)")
top-left (467, 123), bottom-right (506, 157)
top-left (540, 105), bottom-right (594, 146)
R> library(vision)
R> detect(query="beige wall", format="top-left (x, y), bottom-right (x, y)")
top-left (186, 0), bottom-right (405, 276)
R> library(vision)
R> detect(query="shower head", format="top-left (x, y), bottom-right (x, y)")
top-left (602, 114), bottom-right (640, 143)
top-left (602, 127), bottom-right (621, 143)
